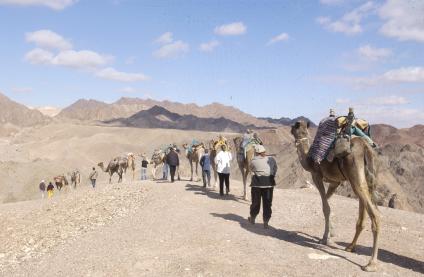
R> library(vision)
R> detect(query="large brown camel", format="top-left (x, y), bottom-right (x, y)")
top-left (182, 142), bottom-right (205, 182)
top-left (233, 137), bottom-right (256, 200)
top-left (54, 175), bottom-right (68, 191)
top-left (127, 153), bottom-right (136, 181)
top-left (150, 150), bottom-right (166, 180)
top-left (290, 120), bottom-right (380, 272)
top-left (98, 156), bottom-right (128, 183)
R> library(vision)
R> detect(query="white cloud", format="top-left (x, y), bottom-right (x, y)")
top-left (334, 96), bottom-right (420, 127)
top-left (199, 40), bottom-right (220, 52)
top-left (155, 32), bottom-right (173, 44)
top-left (356, 106), bottom-right (424, 128)
top-left (153, 40), bottom-right (189, 59)
top-left (214, 22), bottom-right (247, 36)
top-left (25, 48), bottom-right (54, 65)
top-left (0, 0), bottom-right (77, 10)
top-left (267, 33), bottom-right (289, 45)
top-left (12, 87), bottom-right (33, 93)
top-left (96, 67), bottom-right (150, 82)
top-left (25, 48), bottom-right (112, 69)
top-left (382, 67), bottom-right (424, 83)
top-left (52, 50), bottom-right (112, 69)
top-left (316, 1), bottom-right (375, 35)
top-left (379, 0), bottom-right (424, 42)
top-left (357, 44), bottom-right (392, 61)
top-left (318, 66), bottom-right (424, 89)
top-left (26, 29), bottom-right (72, 50)
top-left (369, 95), bottom-right (409, 105)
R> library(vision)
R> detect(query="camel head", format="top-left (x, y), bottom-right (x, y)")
top-left (291, 121), bottom-right (310, 142)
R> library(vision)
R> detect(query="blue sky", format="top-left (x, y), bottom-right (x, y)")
top-left (0, 0), bottom-right (423, 127)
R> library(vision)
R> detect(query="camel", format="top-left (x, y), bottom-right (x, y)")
top-left (290, 120), bottom-right (380, 272)
top-left (54, 175), bottom-right (68, 191)
top-left (233, 137), bottom-right (256, 200)
top-left (69, 170), bottom-right (80, 188)
top-left (182, 142), bottom-right (205, 182)
top-left (98, 156), bottom-right (128, 183)
top-left (127, 153), bottom-right (136, 181)
top-left (150, 150), bottom-right (166, 180)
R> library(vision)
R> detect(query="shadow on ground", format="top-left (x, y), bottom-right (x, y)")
top-left (211, 213), bottom-right (424, 274)
top-left (185, 183), bottom-right (247, 204)
top-left (336, 241), bottom-right (424, 274)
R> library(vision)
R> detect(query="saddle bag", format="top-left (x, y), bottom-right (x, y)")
top-left (334, 135), bottom-right (351, 158)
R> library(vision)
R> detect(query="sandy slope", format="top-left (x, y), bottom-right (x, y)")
top-left (1, 179), bottom-right (422, 276)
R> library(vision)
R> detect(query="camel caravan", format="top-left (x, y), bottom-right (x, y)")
top-left (37, 107), bottom-right (384, 272)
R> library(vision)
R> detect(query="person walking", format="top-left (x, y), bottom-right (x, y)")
top-left (199, 149), bottom-right (211, 188)
top-left (39, 180), bottom-right (46, 199)
top-left (89, 167), bottom-right (98, 188)
top-left (248, 145), bottom-right (278, 229)
top-left (214, 144), bottom-right (232, 196)
top-left (166, 148), bottom-right (179, 183)
top-left (141, 155), bottom-right (149, 180)
top-left (47, 182), bottom-right (54, 198)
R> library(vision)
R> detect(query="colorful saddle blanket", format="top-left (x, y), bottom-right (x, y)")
top-left (308, 117), bottom-right (337, 164)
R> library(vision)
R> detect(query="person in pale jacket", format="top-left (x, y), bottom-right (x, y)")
top-left (214, 144), bottom-right (232, 196)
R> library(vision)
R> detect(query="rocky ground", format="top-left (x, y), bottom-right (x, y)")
top-left (1, 179), bottom-right (423, 276)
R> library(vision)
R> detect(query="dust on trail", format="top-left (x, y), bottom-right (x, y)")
top-left (1, 179), bottom-right (423, 277)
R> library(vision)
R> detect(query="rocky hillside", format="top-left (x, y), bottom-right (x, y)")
top-left (259, 116), bottom-right (316, 127)
top-left (57, 97), bottom-right (272, 127)
top-left (0, 92), bottom-right (50, 128)
top-left (105, 105), bottom-right (255, 133)
top-left (372, 124), bottom-right (424, 147)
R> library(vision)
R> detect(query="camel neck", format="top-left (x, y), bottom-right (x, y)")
top-left (295, 138), bottom-right (312, 172)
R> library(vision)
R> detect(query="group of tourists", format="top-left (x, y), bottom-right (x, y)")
top-left (38, 180), bottom-right (60, 199)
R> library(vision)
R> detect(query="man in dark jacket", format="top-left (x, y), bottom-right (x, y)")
top-left (248, 145), bottom-right (277, 229)
top-left (166, 148), bottom-right (179, 182)
top-left (199, 149), bottom-right (211, 188)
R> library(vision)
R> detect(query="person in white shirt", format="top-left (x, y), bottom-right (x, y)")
top-left (214, 144), bottom-right (233, 196)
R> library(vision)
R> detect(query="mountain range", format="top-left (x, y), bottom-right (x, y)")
top-left (105, 105), bottom-right (257, 133)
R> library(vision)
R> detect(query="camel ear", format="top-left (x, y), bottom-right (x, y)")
top-left (306, 121), bottom-right (311, 129)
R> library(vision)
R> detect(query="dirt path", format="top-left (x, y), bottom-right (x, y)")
top-left (1, 179), bottom-right (423, 276)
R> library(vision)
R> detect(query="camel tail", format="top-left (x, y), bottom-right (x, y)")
top-left (364, 145), bottom-right (378, 206)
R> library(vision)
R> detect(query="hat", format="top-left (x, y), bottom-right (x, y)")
top-left (255, 145), bottom-right (266, 153)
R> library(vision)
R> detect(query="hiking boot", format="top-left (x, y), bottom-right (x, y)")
top-left (226, 187), bottom-right (229, 195)
top-left (248, 216), bottom-right (255, 224)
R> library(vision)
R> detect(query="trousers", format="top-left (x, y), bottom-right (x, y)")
top-left (250, 187), bottom-right (274, 222)
top-left (218, 173), bottom-right (230, 195)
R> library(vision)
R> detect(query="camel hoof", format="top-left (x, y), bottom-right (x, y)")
top-left (362, 262), bottom-right (378, 272)
top-left (345, 245), bottom-right (356, 253)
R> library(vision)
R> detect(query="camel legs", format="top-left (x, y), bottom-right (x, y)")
top-left (346, 163), bottom-right (381, 272)
top-left (189, 160), bottom-right (194, 182)
top-left (326, 182), bottom-right (339, 237)
top-left (213, 168), bottom-right (218, 188)
top-left (312, 175), bottom-right (334, 246)
top-left (346, 201), bottom-right (365, 253)
top-left (241, 167), bottom-right (248, 201)
top-left (357, 187), bottom-right (380, 272)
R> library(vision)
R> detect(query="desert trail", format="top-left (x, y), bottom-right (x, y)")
top-left (0, 179), bottom-right (423, 276)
